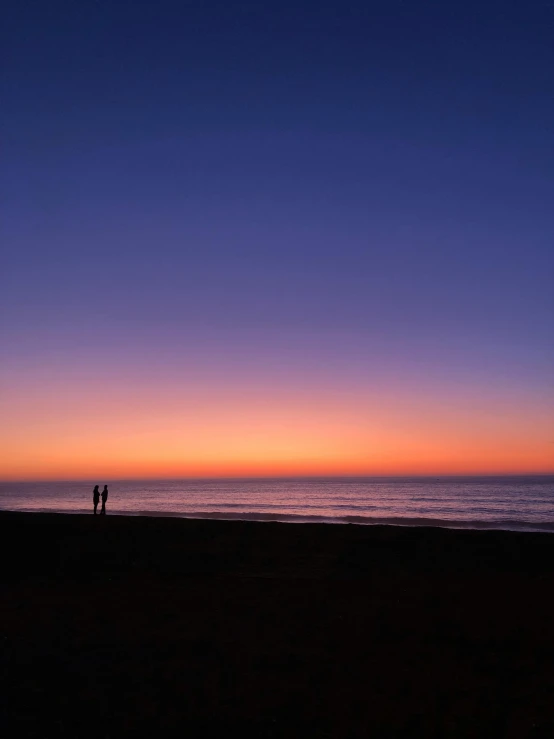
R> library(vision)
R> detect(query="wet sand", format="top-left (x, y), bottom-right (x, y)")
top-left (1, 511), bottom-right (553, 737)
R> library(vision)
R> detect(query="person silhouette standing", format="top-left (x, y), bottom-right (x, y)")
top-left (101, 485), bottom-right (109, 515)
top-left (93, 485), bottom-right (100, 515)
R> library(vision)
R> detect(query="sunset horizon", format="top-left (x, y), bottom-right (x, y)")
top-left (2, 369), bottom-right (552, 480)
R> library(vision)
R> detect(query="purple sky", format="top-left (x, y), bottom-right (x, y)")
top-left (2, 1), bottom-right (553, 477)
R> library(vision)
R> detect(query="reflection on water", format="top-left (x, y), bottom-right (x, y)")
top-left (1, 476), bottom-right (553, 532)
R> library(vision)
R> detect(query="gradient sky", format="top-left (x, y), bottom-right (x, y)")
top-left (2, 0), bottom-right (553, 479)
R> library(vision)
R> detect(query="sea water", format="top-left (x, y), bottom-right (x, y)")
top-left (1, 476), bottom-right (553, 532)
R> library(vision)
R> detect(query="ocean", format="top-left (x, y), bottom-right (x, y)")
top-left (1, 476), bottom-right (553, 532)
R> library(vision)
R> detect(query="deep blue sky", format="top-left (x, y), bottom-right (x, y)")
top-left (2, 1), bottom-right (553, 475)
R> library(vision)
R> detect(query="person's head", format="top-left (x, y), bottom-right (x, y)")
top-left (103, 485), bottom-right (108, 490)
top-left (94, 485), bottom-right (99, 492)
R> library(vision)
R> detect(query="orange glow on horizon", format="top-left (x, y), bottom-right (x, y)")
top-left (1, 369), bottom-right (552, 480)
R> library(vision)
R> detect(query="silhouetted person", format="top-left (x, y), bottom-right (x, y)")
top-left (93, 485), bottom-right (100, 515)
top-left (101, 485), bottom-right (109, 515)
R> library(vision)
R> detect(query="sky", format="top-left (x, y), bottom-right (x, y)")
top-left (1, 0), bottom-right (553, 480)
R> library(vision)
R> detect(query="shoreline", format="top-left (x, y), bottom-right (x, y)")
top-left (2, 506), bottom-right (554, 534)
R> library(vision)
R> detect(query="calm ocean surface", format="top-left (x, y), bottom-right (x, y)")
top-left (1, 477), bottom-right (553, 532)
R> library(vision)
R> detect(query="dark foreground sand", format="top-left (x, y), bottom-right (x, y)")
top-left (1, 512), bottom-right (553, 738)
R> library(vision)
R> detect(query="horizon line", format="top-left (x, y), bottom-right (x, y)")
top-left (2, 472), bottom-right (554, 484)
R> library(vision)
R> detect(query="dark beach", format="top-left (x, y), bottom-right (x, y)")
top-left (1, 512), bottom-right (553, 737)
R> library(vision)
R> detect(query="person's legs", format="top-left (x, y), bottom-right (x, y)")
top-left (94, 503), bottom-right (97, 515)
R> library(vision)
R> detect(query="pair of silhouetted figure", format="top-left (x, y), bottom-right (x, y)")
top-left (93, 485), bottom-right (109, 515)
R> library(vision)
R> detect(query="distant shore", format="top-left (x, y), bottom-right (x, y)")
top-left (2, 511), bottom-right (553, 737)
